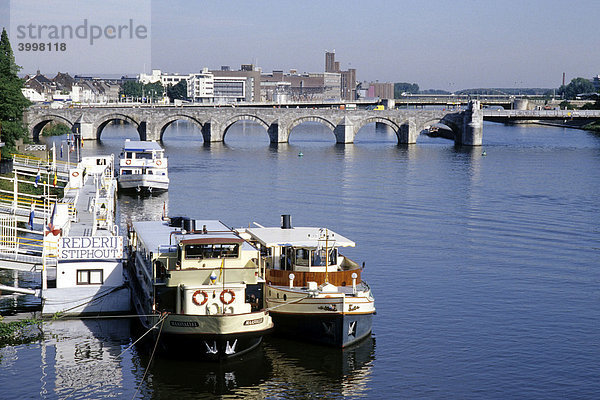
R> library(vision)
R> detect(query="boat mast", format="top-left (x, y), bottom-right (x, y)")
top-left (324, 229), bottom-right (329, 284)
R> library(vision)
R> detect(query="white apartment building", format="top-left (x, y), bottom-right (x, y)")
top-left (187, 69), bottom-right (214, 103)
top-left (139, 69), bottom-right (188, 86)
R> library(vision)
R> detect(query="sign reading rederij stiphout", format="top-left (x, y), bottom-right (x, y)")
top-left (59, 236), bottom-right (123, 260)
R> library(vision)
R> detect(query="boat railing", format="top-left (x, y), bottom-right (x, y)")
top-left (266, 267), bottom-right (362, 287)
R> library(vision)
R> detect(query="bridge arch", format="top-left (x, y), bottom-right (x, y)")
top-left (352, 117), bottom-right (403, 143)
top-left (94, 113), bottom-right (142, 141)
top-left (420, 117), bottom-right (461, 140)
top-left (29, 115), bottom-right (74, 142)
top-left (222, 114), bottom-right (271, 141)
top-left (156, 114), bottom-right (205, 141)
top-left (286, 116), bottom-right (337, 142)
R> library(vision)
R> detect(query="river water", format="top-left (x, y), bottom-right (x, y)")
top-left (1, 120), bottom-right (599, 399)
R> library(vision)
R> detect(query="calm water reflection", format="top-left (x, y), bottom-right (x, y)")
top-left (1, 120), bottom-right (599, 399)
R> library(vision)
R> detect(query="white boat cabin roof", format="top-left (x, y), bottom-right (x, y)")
top-left (133, 220), bottom-right (255, 254)
top-left (245, 227), bottom-right (355, 248)
top-left (122, 140), bottom-right (164, 153)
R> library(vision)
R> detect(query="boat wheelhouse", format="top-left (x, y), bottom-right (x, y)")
top-left (238, 215), bottom-right (375, 348)
top-left (127, 217), bottom-right (273, 360)
top-left (118, 140), bottom-right (169, 193)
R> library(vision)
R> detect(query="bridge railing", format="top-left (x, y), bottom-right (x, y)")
top-left (482, 109), bottom-right (600, 118)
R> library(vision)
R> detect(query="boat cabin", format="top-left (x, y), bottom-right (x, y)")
top-left (119, 140), bottom-right (167, 175)
top-left (240, 223), bottom-right (362, 287)
top-left (128, 218), bottom-right (264, 315)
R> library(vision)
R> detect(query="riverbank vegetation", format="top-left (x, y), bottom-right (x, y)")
top-left (41, 122), bottom-right (70, 137)
top-left (0, 28), bottom-right (31, 158)
top-left (0, 315), bottom-right (44, 348)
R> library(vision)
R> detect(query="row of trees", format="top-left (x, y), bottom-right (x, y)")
top-left (0, 28), bottom-right (30, 156)
top-left (392, 78), bottom-right (599, 100)
top-left (557, 77), bottom-right (597, 100)
top-left (119, 80), bottom-right (187, 102)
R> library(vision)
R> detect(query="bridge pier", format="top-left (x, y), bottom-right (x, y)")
top-left (457, 101), bottom-right (483, 146)
top-left (73, 114), bottom-right (94, 140)
top-left (333, 117), bottom-right (355, 143)
top-left (399, 119), bottom-right (417, 144)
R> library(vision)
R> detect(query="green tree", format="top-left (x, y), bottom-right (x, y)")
top-left (166, 80), bottom-right (187, 102)
top-left (0, 27), bottom-right (31, 155)
top-left (119, 81), bottom-right (143, 99)
top-left (394, 82), bottom-right (419, 98)
top-left (119, 81), bottom-right (164, 102)
top-left (558, 77), bottom-right (595, 100)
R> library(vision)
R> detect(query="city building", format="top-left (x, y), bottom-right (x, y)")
top-left (260, 70), bottom-right (341, 102)
top-left (367, 82), bottom-right (394, 99)
top-left (186, 69), bottom-right (214, 103)
top-left (324, 51), bottom-right (356, 101)
top-left (593, 75), bottom-right (600, 91)
top-left (211, 65), bottom-right (261, 103)
top-left (138, 69), bottom-right (188, 86)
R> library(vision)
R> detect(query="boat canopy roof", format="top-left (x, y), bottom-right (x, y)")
top-left (133, 220), bottom-right (255, 253)
top-left (244, 227), bottom-right (355, 248)
top-left (122, 140), bottom-right (163, 152)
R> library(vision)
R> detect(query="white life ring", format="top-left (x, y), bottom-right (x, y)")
top-left (71, 171), bottom-right (79, 177)
top-left (156, 160), bottom-right (162, 166)
top-left (125, 159), bottom-right (131, 165)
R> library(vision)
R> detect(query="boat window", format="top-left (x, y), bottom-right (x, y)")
top-left (126, 152), bottom-right (132, 158)
top-left (76, 269), bottom-right (104, 285)
top-left (185, 243), bottom-right (239, 259)
top-left (295, 248), bottom-right (310, 266)
top-left (137, 152), bottom-right (152, 160)
top-left (121, 170), bottom-right (132, 175)
top-left (311, 248), bottom-right (337, 266)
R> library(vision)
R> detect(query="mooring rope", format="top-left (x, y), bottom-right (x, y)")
top-left (266, 294), bottom-right (310, 311)
top-left (60, 312), bottom-right (169, 400)
top-left (132, 314), bottom-right (166, 400)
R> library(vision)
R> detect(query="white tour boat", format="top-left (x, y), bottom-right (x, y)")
top-left (238, 215), bottom-right (375, 347)
top-left (127, 217), bottom-right (273, 360)
top-left (118, 139), bottom-right (169, 193)
top-left (41, 155), bottom-right (130, 316)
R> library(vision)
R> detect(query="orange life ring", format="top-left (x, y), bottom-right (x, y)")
top-left (71, 171), bottom-right (79, 177)
top-left (156, 160), bottom-right (162, 166)
top-left (220, 289), bottom-right (235, 305)
top-left (125, 159), bottom-right (131, 165)
top-left (192, 290), bottom-right (208, 306)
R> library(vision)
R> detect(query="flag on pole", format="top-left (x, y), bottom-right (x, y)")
top-left (34, 169), bottom-right (40, 188)
top-left (28, 202), bottom-right (35, 230)
top-left (46, 202), bottom-right (60, 236)
top-left (53, 171), bottom-right (57, 187)
top-left (60, 143), bottom-right (63, 158)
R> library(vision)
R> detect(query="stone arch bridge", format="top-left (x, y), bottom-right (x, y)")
top-left (23, 102), bottom-right (484, 146)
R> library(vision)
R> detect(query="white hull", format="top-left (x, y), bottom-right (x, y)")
top-left (266, 285), bottom-right (375, 316)
top-left (42, 285), bottom-right (130, 316)
top-left (118, 174), bottom-right (169, 191)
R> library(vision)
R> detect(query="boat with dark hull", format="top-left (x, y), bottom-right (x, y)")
top-left (127, 217), bottom-right (273, 360)
top-left (238, 215), bottom-right (375, 347)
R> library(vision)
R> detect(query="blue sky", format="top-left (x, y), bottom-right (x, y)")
top-left (1, 0), bottom-right (599, 90)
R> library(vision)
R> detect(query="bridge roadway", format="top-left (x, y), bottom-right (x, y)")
top-left (24, 102), bottom-right (485, 146)
top-left (23, 103), bottom-right (600, 147)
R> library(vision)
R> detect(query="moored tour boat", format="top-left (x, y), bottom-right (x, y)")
top-left (42, 155), bottom-right (130, 316)
top-left (127, 217), bottom-right (273, 360)
top-left (118, 139), bottom-right (169, 193)
top-left (238, 215), bottom-right (375, 347)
